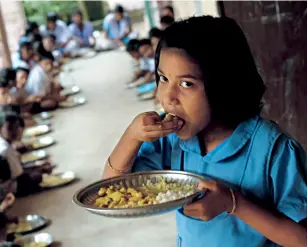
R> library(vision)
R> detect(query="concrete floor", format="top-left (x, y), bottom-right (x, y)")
top-left (10, 51), bottom-right (177, 247)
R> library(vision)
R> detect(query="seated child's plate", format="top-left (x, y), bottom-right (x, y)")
top-left (40, 171), bottom-right (76, 188)
top-left (138, 91), bottom-right (155, 101)
top-left (34, 118), bottom-right (51, 126)
top-left (21, 150), bottom-right (48, 164)
top-left (23, 125), bottom-right (51, 137)
top-left (59, 95), bottom-right (87, 108)
top-left (24, 136), bottom-right (55, 151)
top-left (7, 215), bottom-right (48, 235)
top-left (13, 232), bottom-right (53, 247)
top-left (60, 85), bottom-right (80, 97)
top-left (33, 112), bottom-right (53, 120)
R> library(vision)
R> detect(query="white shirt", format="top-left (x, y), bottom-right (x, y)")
top-left (140, 58), bottom-right (155, 72)
top-left (25, 64), bottom-right (52, 96)
top-left (40, 20), bottom-right (71, 44)
top-left (0, 136), bottom-right (23, 178)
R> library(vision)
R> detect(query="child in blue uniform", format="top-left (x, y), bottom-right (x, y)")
top-left (103, 16), bottom-right (306, 247)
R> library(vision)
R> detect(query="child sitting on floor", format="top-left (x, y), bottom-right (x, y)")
top-left (0, 111), bottom-right (52, 197)
top-left (149, 27), bottom-right (163, 52)
top-left (0, 70), bottom-right (17, 106)
top-left (25, 53), bottom-right (66, 113)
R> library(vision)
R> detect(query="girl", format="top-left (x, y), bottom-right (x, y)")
top-left (103, 16), bottom-right (306, 247)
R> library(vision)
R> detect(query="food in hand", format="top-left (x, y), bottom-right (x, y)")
top-left (164, 113), bottom-right (176, 121)
top-left (94, 178), bottom-right (195, 209)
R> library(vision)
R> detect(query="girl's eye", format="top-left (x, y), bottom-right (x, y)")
top-left (159, 75), bottom-right (168, 83)
top-left (180, 81), bottom-right (193, 88)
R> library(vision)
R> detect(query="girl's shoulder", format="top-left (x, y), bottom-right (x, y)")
top-left (253, 117), bottom-right (304, 153)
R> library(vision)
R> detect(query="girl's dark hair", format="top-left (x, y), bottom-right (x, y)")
top-left (114, 5), bottom-right (124, 13)
top-left (155, 16), bottom-right (266, 126)
top-left (160, 15), bottom-right (175, 25)
top-left (126, 39), bottom-right (140, 52)
top-left (149, 27), bottom-right (163, 39)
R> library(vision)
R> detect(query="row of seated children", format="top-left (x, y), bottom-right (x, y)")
top-left (0, 107), bottom-right (54, 245)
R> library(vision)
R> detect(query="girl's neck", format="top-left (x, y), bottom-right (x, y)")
top-left (198, 123), bottom-right (235, 156)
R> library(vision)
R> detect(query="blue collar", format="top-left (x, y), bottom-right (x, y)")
top-left (179, 116), bottom-right (260, 162)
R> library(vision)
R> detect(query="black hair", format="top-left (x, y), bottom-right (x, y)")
top-left (0, 69), bottom-right (16, 88)
top-left (149, 27), bottom-right (163, 39)
top-left (19, 41), bottom-right (32, 50)
top-left (72, 9), bottom-right (83, 17)
top-left (114, 5), bottom-right (124, 13)
top-left (42, 32), bottom-right (56, 42)
top-left (25, 21), bottom-right (39, 36)
top-left (126, 39), bottom-right (140, 52)
top-left (163, 5), bottom-right (174, 14)
top-left (0, 111), bottom-right (23, 129)
top-left (0, 105), bottom-right (21, 115)
top-left (155, 16), bottom-right (266, 127)
top-left (38, 52), bottom-right (55, 62)
top-left (15, 67), bottom-right (30, 75)
top-left (0, 212), bottom-right (8, 229)
top-left (47, 12), bottom-right (58, 23)
top-left (138, 39), bottom-right (152, 48)
top-left (160, 15), bottom-right (175, 25)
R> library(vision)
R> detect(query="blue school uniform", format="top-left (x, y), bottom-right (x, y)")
top-left (132, 116), bottom-right (307, 247)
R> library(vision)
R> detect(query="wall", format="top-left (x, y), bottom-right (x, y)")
top-left (172, 0), bottom-right (219, 20)
top-left (222, 1), bottom-right (307, 149)
top-left (0, 0), bottom-right (26, 67)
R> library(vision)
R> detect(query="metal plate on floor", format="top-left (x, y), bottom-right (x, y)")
top-left (21, 150), bottom-right (48, 164)
top-left (59, 96), bottom-right (87, 108)
top-left (7, 215), bottom-right (48, 235)
top-left (23, 125), bottom-right (51, 137)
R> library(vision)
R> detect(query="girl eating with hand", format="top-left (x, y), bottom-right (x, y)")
top-left (103, 16), bottom-right (306, 247)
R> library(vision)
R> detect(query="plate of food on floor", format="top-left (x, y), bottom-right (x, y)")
top-left (73, 170), bottom-right (205, 218)
top-left (23, 136), bottom-right (55, 151)
top-left (21, 150), bottom-right (48, 164)
top-left (60, 85), bottom-right (80, 97)
top-left (40, 171), bottom-right (76, 189)
top-left (33, 112), bottom-right (53, 121)
top-left (23, 125), bottom-right (51, 138)
top-left (59, 95), bottom-right (87, 108)
top-left (13, 232), bottom-right (53, 247)
top-left (7, 215), bottom-right (49, 235)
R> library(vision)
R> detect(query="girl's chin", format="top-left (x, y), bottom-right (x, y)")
top-left (175, 124), bottom-right (193, 140)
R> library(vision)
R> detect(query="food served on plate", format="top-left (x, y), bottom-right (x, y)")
top-left (24, 242), bottom-right (49, 247)
top-left (94, 178), bottom-right (195, 209)
top-left (7, 221), bottom-right (32, 234)
top-left (21, 151), bottom-right (47, 164)
top-left (40, 174), bottom-right (72, 187)
top-left (23, 125), bottom-right (50, 137)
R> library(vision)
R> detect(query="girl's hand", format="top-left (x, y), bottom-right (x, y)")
top-left (183, 180), bottom-right (234, 221)
top-left (127, 112), bottom-right (183, 142)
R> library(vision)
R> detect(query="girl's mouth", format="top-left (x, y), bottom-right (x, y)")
top-left (164, 113), bottom-right (186, 131)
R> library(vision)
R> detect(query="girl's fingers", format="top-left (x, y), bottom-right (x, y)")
top-left (143, 112), bottom-right (162, 125)
top-left (146, 128), bottom-right (178, 138)
top-left (143, 120), bottom-right (181, 132)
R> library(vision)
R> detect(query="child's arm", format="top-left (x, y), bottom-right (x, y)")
top-left (103, 112), bottom-right (183, 179)
top-left (184, 136), bottom-right (307, 247)
top-left (141, 72), bottom-right (155, 85)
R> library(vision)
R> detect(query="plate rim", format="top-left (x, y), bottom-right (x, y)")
top-left (21, 150), bottom-right (48, 164)
top-left (40, 171), bottom-right (76, 189)
top-left (8, 214), bottom-right (48, 235)
top-left (23, 125), bottom-right (51, 137)
top-left (73, 170), bottom-right (204, 211)
top-left (13, 232), bottom-right (53, 245)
